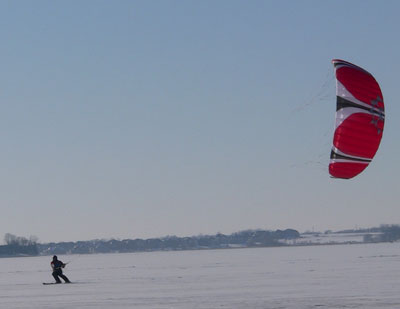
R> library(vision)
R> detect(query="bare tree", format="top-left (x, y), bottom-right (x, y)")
top-left (4, 233), bottom-right (18, 245)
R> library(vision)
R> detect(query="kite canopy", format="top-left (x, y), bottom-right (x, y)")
top-left (329, 59), bottom-right (385, 179)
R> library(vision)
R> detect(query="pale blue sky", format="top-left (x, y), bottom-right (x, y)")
top-left (1, 0), bottom-right (399, 242)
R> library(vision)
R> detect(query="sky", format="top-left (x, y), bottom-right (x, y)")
top-left (0, 0), bottom-right (399, 243)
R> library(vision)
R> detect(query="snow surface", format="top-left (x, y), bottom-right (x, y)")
top-left (1, 242), bottom-right (400, 308)
top-left (285, 232), bottom-right (379, 245)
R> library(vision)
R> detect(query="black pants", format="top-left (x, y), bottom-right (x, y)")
top-left (52, 269), bottom-right (70, 283)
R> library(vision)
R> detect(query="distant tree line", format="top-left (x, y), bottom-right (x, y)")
top-left (4, 224), bottom-right (400, 257)
top-left (38, 229), bottom-right (300, 255)
top-left (363, 224), bottom-right (400, 243)
top-left (0, 233), bottom-right (39, 256)
top-left (336, 227), bottom-right (383, 234)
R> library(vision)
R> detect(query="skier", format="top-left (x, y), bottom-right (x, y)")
top-left (51, 255), bottom-right (70, 283)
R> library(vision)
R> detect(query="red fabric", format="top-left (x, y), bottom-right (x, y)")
top-left (333, 113), bottom-right (384, 159)
top-left (330, 60), bottom-right (385, 179)
top-left (329, 162), bottom-right (368, 179)
top-left (336, 65), bottom-right (383, 109)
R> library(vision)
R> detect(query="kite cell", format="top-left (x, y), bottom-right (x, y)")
top-left (329, 59), bottom-right (385, 179)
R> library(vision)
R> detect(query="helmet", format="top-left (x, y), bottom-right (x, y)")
top-left (53, 255), bottom-right (58, 260)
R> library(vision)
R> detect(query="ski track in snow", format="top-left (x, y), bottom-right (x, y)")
top-left (1, 243), bottom-right (400, 308)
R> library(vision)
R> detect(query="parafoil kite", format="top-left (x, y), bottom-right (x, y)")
top-left (329, 59), bottom-right (385, 179)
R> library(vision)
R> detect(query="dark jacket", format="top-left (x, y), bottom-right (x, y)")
top-left (51, 260), bottom-right (65, 272)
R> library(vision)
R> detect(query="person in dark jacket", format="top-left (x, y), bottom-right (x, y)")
top-left (51, 255), bottom-right (70, 283)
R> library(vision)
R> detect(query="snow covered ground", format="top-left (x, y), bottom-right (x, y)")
top-left (286, 232), bottom-right (380, 245)
top-left (1, 242), bottom-right (400, 308)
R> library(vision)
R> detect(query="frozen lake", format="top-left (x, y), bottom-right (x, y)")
top-left (1, 242), bottom-right (400, 308)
